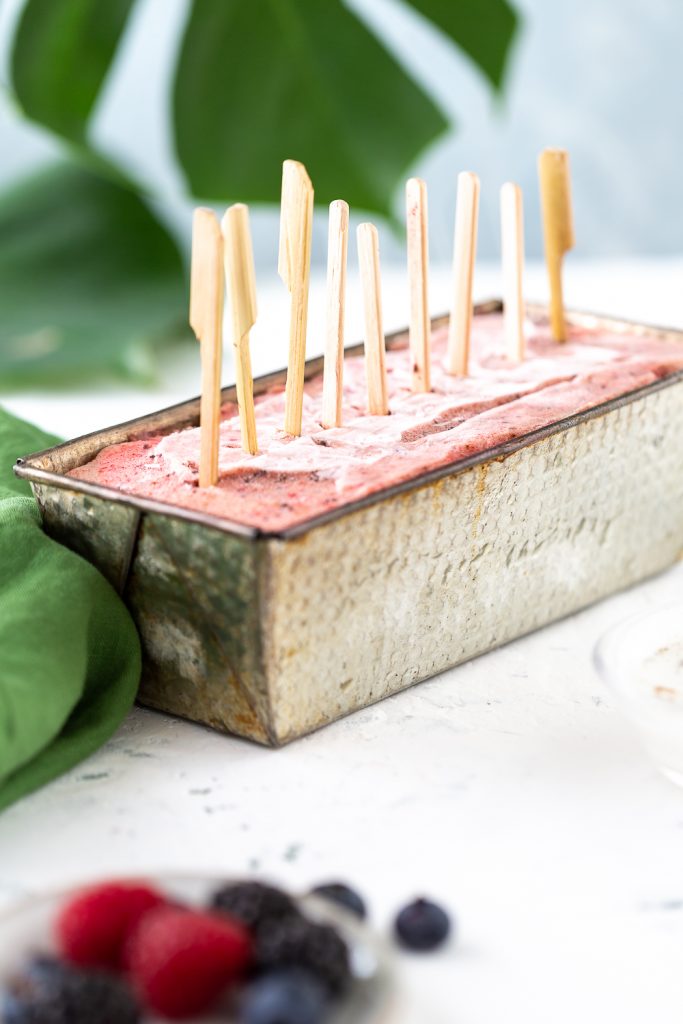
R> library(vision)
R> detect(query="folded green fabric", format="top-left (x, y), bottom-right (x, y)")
top-left (0, 407), bottom-right (140, 812)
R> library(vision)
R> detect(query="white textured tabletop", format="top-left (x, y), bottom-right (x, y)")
top-left (3, 259), bottom-right (683, 1023)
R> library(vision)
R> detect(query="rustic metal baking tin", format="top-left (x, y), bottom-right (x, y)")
top-left (14, 302), bottom-right (683, 745)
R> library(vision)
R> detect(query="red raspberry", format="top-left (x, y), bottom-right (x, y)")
top-left (55, 880), bottom-right (167, 970)
top-left (126, 906), bottom-right (252, 1018)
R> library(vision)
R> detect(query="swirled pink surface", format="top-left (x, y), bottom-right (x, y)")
top-left (69, 315), bottom-right (683, 531)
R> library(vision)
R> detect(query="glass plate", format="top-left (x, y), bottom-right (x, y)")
top-left (594, 603), bottom-right (683, 786)
top-left (0, 875), bottom-right (395, 1023)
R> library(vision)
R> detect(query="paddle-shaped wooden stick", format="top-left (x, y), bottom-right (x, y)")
top-left (190, 208), bottom-right (224, 487)
top-left (279, 159), bottom-right (314, 435)
top-left (500, 182), bottom-right (525, 363)
top-left (406, 177), bottom-right (431, 392)
top-left (357, 223), bottom-right (388, 416)
top-left (321, 200), bottom-right (349, 429)
top-left (538, 148), bottom-right (575, 341)
top-left (447, 171), bottom-right (480, 376)
top-left (222, 203), bottom-right (258, 455)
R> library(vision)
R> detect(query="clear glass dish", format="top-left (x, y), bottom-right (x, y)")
top-left (0, 875), bottom-right (394, 1023)
top-left (594, 604), bottom-right (683, 786)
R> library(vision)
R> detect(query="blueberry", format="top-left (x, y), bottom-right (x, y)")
top-left (309, 883), bottom-right (367, 921)
top-left (2, 958), bottom-right (63, 1023)
top-left (1, 991), bottom-right (24, 1024)
top-left (394, 898), bottom-right (452, 952)
top-left (239, 969), bottom-right (329, 1024)
top-left (2, 955), bottom-right (140, 1024)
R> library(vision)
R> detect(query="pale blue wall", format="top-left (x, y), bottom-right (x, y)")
top-left (351, 0), bottom-right (683, 260)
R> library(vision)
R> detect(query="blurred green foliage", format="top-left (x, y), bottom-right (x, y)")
top-left (1, 0), bottom-right (518, 388)
top-left (0, 165), bottom-right (188, 386)
top-left (11, 0), bottom-right (136, 143)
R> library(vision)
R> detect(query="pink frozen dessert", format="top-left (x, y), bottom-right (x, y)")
top-left (69, 314), bottom-right (683, 532)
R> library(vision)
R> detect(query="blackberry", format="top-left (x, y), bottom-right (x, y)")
top-left (254, 916), bottom-right (351, 997)
top-left (309, 883), bottom-right (367, 921)
top-left (2, 956), bottom-right (140, 1024)
top-left (394, 898), bottom-right (452, 952)
top-left (239, 968), bottom-right (329, 1024)
top-left (210, 881), bottom-right (300, 935)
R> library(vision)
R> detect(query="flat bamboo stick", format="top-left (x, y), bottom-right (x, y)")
top-left (538, 148), bottom-right (575, 342)
top-left (279, 159), bottom-right (314, 435)
top-left (406, 176), bottom-right (431, 392)
top-left (189, 208), bottom-right (224, 487)
top-left (500, 182), bottom-right (525, 363)
top-left (321, 200), bottom-right (349, 429)
top-left (357, 223), bottom-right (389, 416)
top-left (222, 203), bottom-right (258, 455)
top-left (446, 171), bottom-right (480, 376)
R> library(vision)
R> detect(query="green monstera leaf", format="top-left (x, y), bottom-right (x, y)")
top-left (5, 0), bottom-right (518, 386)
top-left (0, 163), bottom-right (189, 387)
top-left (405, 0), bottom-right (518, 89)
top-left (173, 0), bottom-right (518, 214)
top-left (11, 0), bottom-right (518, 216)
top-left (11, 0), bottom-right (137, 143)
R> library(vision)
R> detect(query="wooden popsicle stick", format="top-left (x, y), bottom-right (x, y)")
top-left (357, 223), bottom-right (389, 416)
top-left (321, 200), bottom-right (349, 429)
top-left (538, 148), bottom-right (575, 341)
top-left (406, 177), bottom-right (431, 392)
top-left (446, 171), bottom-right (480, 376)
top-left (222, 203), bottom-right (258, 455)
top-left (189, 207), bottom-right (224, 487)
top-left (279, 159), bottom-right (314, 435)
top-left (500, 182), bottom-right (525, 363)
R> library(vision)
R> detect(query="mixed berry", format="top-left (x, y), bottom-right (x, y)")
top-left (394, 898), bottom-right (452, 952)
top-left (125, 906), bottom-right (252, 1018)
top-left (239, 969), bottom-right (328, 1024)
top-left (210, 882), bottom-right (299, 935)
top-left (3, 956), bottom-right (139, 1024)
top-left (1, 878), bottom-right (452, 1022)
top-left (55, 881), bottom-right (166, 971)
top-left (309, 883), bottom-right (367, 921)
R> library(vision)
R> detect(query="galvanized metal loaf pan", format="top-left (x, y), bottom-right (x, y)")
top-left (14, 302), bottom-right (683, 745)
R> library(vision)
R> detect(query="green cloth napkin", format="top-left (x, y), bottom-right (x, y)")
top-left (0, 407), bottom-right (140, 812)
